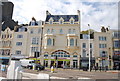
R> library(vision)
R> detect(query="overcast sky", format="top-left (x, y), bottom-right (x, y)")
top-left (9, 0), bottom-right (119, 31)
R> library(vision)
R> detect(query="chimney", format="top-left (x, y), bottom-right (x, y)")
top-left (77, 10), bottom-right (80, 16)
top-left (46, 10), bottom-right (51, 16)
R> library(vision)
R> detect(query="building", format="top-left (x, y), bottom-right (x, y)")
top-left (1, 11), bottom-right (119, 70)
top-left (94, 28), bottom-right (113, 70)
top-left (80, 33), bottom-right (95, 69)
top-left (39, 10), bottom-right (81, 68)
top-left (11, 18), bottom-right (44, 57)
top-left (0, 27), bottom-right (14, 56)
top-left (111, 30), bottom-right (120, 70)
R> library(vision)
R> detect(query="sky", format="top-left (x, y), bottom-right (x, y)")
top-left (9, 0), bottom-right (119, 31)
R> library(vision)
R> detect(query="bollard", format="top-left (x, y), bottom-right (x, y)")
top-left (51, 66), bottom-right (54, 73)
top-left (33, 64), bottom-right (36, 70)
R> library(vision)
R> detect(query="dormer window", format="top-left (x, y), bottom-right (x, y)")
top-left (70, 17), bottom-right (74, 24)
top-left (49, 17), bottom-right (53, 24)
top-left (49, 20), bottom-right (53, 24)
top-left (70, 20), bottom-right (74, 24)
top-left (59, 17), bottom-right (64, 24)
top-left (31, 20), bottom-right (35, 26)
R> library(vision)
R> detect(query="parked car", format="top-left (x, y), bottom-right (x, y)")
top-left (20, 59), bottom-right (35, 68)
top-left (35, 64), bottom-right (45, 71)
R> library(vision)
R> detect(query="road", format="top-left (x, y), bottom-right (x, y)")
top-left (23, 68), bottom-right (119, 79)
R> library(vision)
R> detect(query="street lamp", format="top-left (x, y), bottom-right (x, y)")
top-left (88, 24), bottom-right (91, 72)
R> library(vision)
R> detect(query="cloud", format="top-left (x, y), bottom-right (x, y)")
top-left (9, 0), bottom-right (119, 31)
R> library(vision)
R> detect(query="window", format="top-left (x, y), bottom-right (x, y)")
top-left (47, 38), bottom-right (52, 46)
top-left (99, 44), bottom-right (107, 48)
top-left (31, 47), bottom-right (38, 52)
top-left (17, 35), bottom-right (23, 38)
top-left (68, 29), bottom-right (71, 34)
top-left (60, 29), bottom-right (63, 34)
top-left (73, 29), bottom-right (75, 34)
top-left (99, 51), bottom-right (107, 57)
top-left (82, 43), bottom-right (86, 48)
top-left (67, 39), bottom-right (68, 46)
top-left (31, 21), bottom-right (35, 26)
top-left (90, 43), bottom-right (92, 48)
top-left (70, 39), bottom-right (74, 46)
top-left (38, 28), bottom-right (41, 33)
top-left (16, 51), bottom-right (21, 54)
top-left (51, 29), bottom-right (54, 34)
top-left (99, 36), bottom-right (106, 41)
top-left (47, 29), bottom-right (50, 34)
top-left (82, 49), bottom-right (86, 57)
top-left (49, 20), bottom-right (53, 24)
top-left (30, 29), bottom-right (33, 34)
top-left (73, 55), bottom-right (77, 57)
top-left (19, 27), bottom-right (25, 32)
top-left (32, 37), bottom-right (39, 45)
top-left (70, 20), bottom-right (74, 24)
top-left (113, 32), bottom-right (120, 38)
top-left (16, 42), bottom-right (22, 46)
top-left (44, 54), bottom-right (48, 57)
top-left (59, 20), bottom-right (63, 24)
top-left (51, 50), bottom-right (69, 57)
top-left (53, 39), bottom-right (55, 46)
top-left (76, 39), bottom-right (77, 46)
top-left (114, 40), bottom-right (120, 48)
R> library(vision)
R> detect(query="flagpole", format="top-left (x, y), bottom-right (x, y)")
top-left (88, 24), bottom-right (91, 72)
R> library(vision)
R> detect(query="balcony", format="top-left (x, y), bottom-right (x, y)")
top-left (44, 34), bottom-right (55, 37)
top-left (67, 34), bottom-right (78, 37)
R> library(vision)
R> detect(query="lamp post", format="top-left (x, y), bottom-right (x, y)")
top-left (88, 24), bottom-right (91, 72)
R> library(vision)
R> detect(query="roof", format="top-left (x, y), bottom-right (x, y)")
top-left (45, 15), bottom-right (79, 22)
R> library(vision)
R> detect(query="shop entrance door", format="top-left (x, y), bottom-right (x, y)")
top-left (73, 60), bottom-right (78, 68)
top-left (58, 61), bottom-right (63, 68)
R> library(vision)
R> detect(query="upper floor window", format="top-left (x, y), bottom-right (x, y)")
top-left (60, 29), bottom-right (63, 34)
top-left (51, 29), bottom-right (54, 34)
top-left (16, 51), bottom-right (21, 54)
top-left (73, 29), bottom-right (75, 34)
top-left (31, 47), bottom-right (38, 52)
top-left (32, 37), bottom-right (39, 45)
top-left (99, 51), bottom-right (107, 57)
top-left (17, 35), bottom-right (23, 38)
top-left (114, 40), bottom-right (120, 48)
top-left (113, 32), bottom-right (120, 38)
top-left (70, 20), bottom-right (74, 24)
top-left (68, 29), bottom-right (72, 34)
top-left (16, 42), bottom-right (22, 46)
top-left (59, 20), bottom-right (63, 24)
top-left (19, 27), bottom-right (25, 32)
top-left (90, 43), bottom-right (92, 48)
top-left (49, 20), bottom-right (53, 24)
top-left (47, 38), bottom-right (52, 46)
top-left (31, 20), bottom-right (35, 26)
top-left (82, 49), bottom-right (86, 57)
top-left (99, 36), bottom-right (106, 41)
top-left (38, 28), bottom-right (41, 33)
top-left (82, 43), bottom-right (86, 48)
top-left (47, 29), bottom-right (50, 34)
top-left (70, 38), bottom-right (74, 46)
top-left (99, 44), bottom-right (107, 48)
top-left (30, 29), bottom-right (34, 34)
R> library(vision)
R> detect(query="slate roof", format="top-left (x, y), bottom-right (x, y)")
top-left (45, 15), bottom-right (79, 22)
